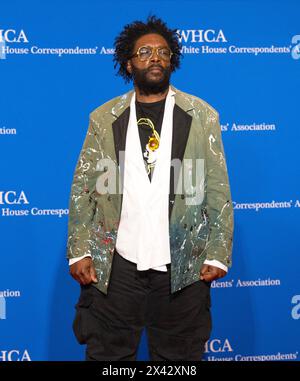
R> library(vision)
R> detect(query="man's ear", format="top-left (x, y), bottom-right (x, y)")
top-left (126, 60), bottom-right (132, 74)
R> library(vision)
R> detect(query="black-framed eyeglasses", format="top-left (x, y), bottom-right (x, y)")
top-left (130, 46), bottom-right (173, 62)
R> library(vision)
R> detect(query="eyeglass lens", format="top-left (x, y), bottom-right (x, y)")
top-left (138, 46), bottom-right (171, 61)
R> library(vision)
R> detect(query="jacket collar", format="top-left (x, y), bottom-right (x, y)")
top-left (110, 85), bottom-right (195, 119)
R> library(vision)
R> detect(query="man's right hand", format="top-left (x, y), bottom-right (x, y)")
top-left (70, 257), bottom-right (98, 285)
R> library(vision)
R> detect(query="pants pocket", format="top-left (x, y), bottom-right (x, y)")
top-left (73, 287), bottom-right (94, 345)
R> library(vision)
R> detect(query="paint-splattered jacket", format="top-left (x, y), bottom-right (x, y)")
top-left (67, 85), bottom-right (234, 294)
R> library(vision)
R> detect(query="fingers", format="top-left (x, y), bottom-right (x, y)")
top-left (70, 258), bottom-right (98, 285)
top-left (201, 270), bottom-right (216, 282)
top-left (200, 265), bottom-right (209, 280)
top-left (90, 265), bottom-right (98, 284)
top-left (79, 265), bottom-right (93, 285)
top-left (71, 266), bottom-right (92, 285)
top-left (200, 265), bottom-right (226, 282)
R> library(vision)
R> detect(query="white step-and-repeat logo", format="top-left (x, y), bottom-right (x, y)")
top-left (233, 200), bottom-right (300, 211)
top-left (0, 28), bottom-right (299, 60)
top-left (0, 350), bottom-right (31, 361)
top-left (0, 190), bottom-right (68, 218)
top-left (221, 122), bottom-right (276, 132)
top-left (0, 126), bottom-right (17, 135)
top-left (211, 277), bottom-right (281, 289)
top-left (204, 338), bottom-right (299, 361)
top-left (0, 290), bottom-right (21, 320)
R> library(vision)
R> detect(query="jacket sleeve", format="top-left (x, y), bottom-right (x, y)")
top-left (203, 108), bottom-right (234, 267)
top-left (67, 117), bottom-right (99, 260)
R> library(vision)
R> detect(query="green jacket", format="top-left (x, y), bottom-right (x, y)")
top-left (67, 85), bottom-right (234, 294)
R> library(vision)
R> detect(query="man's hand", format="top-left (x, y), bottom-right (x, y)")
top-left (70, 257), bottom-right (98, 285)
top-left (200, 264), bottom-right (226, 282)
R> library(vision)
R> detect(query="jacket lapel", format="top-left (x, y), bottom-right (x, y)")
top-left (112, 107), bottom-right (130, 165)
top-left (169, 104), bottom-right (192, 218)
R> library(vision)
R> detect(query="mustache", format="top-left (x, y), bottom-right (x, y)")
top-left (147, 64), bottom-right (164, 71)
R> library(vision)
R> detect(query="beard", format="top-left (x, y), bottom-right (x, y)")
top-left (131, 63), bottom-right (171, 95)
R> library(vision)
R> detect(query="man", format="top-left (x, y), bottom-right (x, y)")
top-left (67, 15), bottom-right (233, 361)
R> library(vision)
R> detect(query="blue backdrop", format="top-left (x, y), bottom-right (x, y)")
top-left (0, 0), bottom-right (299, 361)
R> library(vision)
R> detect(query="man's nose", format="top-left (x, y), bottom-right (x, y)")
top-left (150, 49), bottom-right (161, 62)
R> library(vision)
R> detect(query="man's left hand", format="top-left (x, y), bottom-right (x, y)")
top-left (200, 265), bottom-right (226, 282)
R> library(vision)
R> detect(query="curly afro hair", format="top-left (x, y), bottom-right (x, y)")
top-left (113, 15), bottom-right (182, 83)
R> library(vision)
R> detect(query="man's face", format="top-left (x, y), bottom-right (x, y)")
top-left (127, 33), bottom-right (172, 95)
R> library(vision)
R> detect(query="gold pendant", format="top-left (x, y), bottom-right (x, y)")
top-left (148, 135), bottom-right (159, 151)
